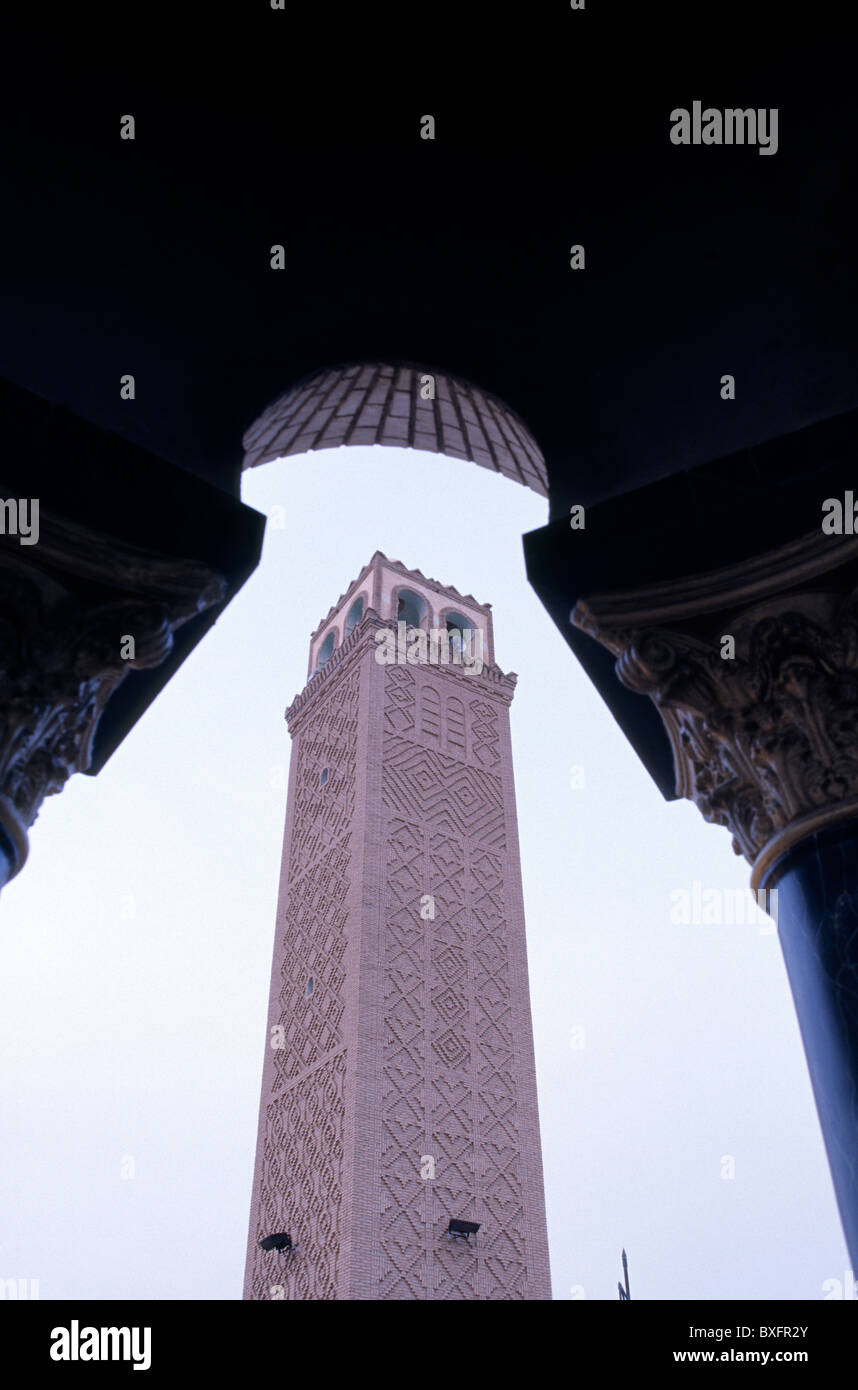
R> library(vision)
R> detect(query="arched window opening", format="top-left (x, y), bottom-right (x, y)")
top-left (397, 589), bottom-right (427, 629)
top-left (315, 630), bottom-right (336, 671)
top-left (346, 596), bottom-right (364, 636)
top-left (319, 767), bottom-right (329, 788)
top-left (446, 611), bottom-right (472, 661)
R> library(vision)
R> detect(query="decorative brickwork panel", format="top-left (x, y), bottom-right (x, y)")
top-left (246, 665), bottom-right (360, 1299)
top-left (377, 667), bottom-right (530, 1298)
top-left (274, 843), bottom-right (351, 1079)
top-left (384, 733), bottom-right (506, 854)
top-left (241, 362), bottom-right (549, 497)
top-left (419, 685), bottom-right (441, 747)
top-left (446, 695), bottom-right (467, 759)
top-left (383, 665), bottom-right (416, 735)
top-left (247, 1050), bottom-right (347, 1301)
top-left (275, 668), bottom-right (359, 1084)
top-left (470, 698), bottom-right (502, 770)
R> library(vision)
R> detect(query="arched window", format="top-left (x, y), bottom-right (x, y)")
top-left (345, 596), bottom-right (364, 635)
top-left (315, 630), bottom-right (336, 671)
top-left (319, 767), bottom-right (329, 787)
top-left (306, 977), bottom-right (314, 998)
top-left (397, 589), bottom-right (426, 629)
top-left (445, 611), bottom-right (471, 661)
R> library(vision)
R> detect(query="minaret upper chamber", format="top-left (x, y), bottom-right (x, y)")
top-left (307, 550), bottom-right (495, 680)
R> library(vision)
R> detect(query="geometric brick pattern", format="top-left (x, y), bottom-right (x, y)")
top-left (241, 362), bottom-right (549, 497)
top-left (383, 734), bottom-right (506, 854)
top-left (253, 1050), bottom-right (347, 1301)
top-left (378, 668), bottom-right (539, 1298)
top-left (245, 665), bottom-right (359, 1300)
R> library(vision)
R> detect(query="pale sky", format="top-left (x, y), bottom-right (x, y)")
top-left (0, 443), bottom-right (848, 1300)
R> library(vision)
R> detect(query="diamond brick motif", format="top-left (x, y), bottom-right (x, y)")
top-left (434, 945), bottom-right (465, 985)
top-left (433, 1028), bottom-right (470, 1069)
top-left (433, 986), bottom-right (465, 1023)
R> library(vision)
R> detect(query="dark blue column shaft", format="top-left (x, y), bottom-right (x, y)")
top-left (0, 825), bottom-right (15, 893)
top-left (764, 823), bottom-right (858, 1267)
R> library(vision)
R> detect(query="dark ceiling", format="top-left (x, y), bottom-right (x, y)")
top-left (2, 8), bottom-right (855, 794)
top-left (3, 11), bottom-right (855, 521)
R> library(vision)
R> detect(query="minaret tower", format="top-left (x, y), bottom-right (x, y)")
top-left (244, 552), bottom-right (551, 1299)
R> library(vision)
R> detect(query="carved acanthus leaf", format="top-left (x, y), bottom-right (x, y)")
top-left (0, 514), bottom-right (226, 874)
top-left (574, 575), bottom-right (858, 870)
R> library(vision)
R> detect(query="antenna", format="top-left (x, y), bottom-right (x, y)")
top-left (617, 1248), bottom-right (630, 1300)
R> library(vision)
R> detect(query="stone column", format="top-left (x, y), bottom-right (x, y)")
top-left (572, 530), bottom-right (858, 1265)
top-left (0, 504), bottom-right (225, 888)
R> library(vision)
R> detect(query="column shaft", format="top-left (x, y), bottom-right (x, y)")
top-left (765, 823), bottom-right (858, 1266)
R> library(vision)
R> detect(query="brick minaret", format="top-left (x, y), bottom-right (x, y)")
top-left (243, 552), bottom-right (551, 1299)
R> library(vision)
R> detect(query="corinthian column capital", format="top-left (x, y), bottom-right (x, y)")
top-left (572, 531), bottom-right (858, 888)
top-left (0, 506), bottom-right (226, 880)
